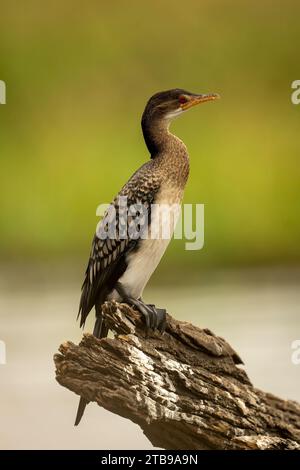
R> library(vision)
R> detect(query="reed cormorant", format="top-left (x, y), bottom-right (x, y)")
top-left (75, 88), bottom-right (219, 425)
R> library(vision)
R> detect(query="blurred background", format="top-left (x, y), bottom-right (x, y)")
top-left (0, 0), bottom-right (299, 449)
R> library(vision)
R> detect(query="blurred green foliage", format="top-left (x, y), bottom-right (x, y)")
top-left (0, 0), bottom-right (299, 268)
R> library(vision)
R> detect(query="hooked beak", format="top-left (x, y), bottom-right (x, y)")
top-left (180, 93), bottom-right (220, 111)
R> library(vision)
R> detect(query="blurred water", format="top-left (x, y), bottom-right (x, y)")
top-left (0, 271), bottom-right (299, 449)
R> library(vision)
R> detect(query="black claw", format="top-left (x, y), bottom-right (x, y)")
top-left (138, 302), bottom-right (151, 330)
top-left (154, 307), bottom-right (160, 330)
top-left (143, 304), bottom-right (166, 333)
top-left (119, 291), bottom-right (167, 333)
top-left (147, 306), bottom-right (155, 330)
top-left (149, 307), bottom-right (155, 328)
top-left (144, 313), bottom-right (150, 329)
top-left (156, 308), bottom-right (167, 333)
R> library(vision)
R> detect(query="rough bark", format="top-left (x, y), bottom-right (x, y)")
top-left (54, 301), bottom-right (300, 450)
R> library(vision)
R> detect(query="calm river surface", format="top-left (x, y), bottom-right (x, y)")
top-left (0, 269), bottom-right (299, 449)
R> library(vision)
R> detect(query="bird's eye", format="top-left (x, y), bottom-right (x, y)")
top-left (179, 95), bottom-right (188, 104)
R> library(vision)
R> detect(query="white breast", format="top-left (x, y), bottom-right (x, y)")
top-left (110, 186), bottom-right (183, 300)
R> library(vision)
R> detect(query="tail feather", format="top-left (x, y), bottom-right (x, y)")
top-left (75, 397), bottom-right (88, 426)
top-left (74, 312), bottom-right (108, 426)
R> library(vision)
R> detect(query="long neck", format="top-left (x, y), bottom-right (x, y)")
top-left (142, 115), bottom-right (180, 157)
top-left (141, 115), bottom-right (190, 187)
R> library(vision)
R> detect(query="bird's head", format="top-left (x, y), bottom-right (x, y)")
top-left (142, 88), bottom-right (220, 124)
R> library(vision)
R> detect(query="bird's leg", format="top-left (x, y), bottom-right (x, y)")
top-left (138, 298), bottom-right (167, 332)
top-left (115, 283), bottom-right (166, 332)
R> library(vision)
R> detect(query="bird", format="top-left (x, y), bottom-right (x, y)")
top-left (74, 88), bottom-right (219, 425)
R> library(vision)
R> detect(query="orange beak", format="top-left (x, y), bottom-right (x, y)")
top-left (180, 93), bottom-right (220, 111)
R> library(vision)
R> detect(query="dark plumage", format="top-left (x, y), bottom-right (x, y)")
top-left (78, 166), bottom-right (161, 329)
top-left (75, 88), bottom-right (219, 425)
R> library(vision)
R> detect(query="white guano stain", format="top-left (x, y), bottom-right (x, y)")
top-left (124, 337), bottom-right (182, 421)
top-left (161, 357), bottom-right (194, 375)
top-left (123, 337), bottom-right (202, 423)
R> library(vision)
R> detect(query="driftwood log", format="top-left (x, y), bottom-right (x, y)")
top-left (54, 301), bottom-right (300, 450)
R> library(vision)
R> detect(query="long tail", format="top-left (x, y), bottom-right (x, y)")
top-left (74, 313), bottom-right (108, 426)
top-left (74, 396), bottom-right (88, 427)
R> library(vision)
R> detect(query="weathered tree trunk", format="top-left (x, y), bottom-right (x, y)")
top-left (54, 301), bottom-right (300, 450)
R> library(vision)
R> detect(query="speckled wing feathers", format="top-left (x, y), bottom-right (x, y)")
top-left (78, 162), bottom-right (161, 328)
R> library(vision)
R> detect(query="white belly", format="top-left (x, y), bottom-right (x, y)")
top-left (110, 187), bottom-right (182, 300)
top-left (119, 236), bottom-right (171, 299)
